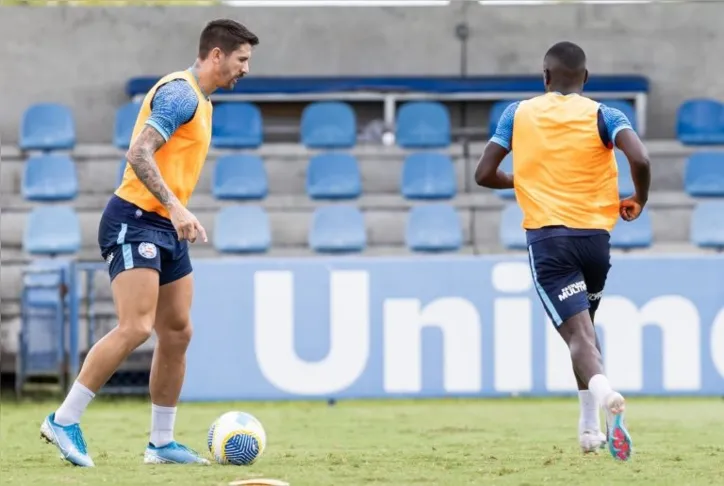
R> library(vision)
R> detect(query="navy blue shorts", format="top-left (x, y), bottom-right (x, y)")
top-left (527, 233), bottom-right (611, 327)
top-left (98, 196), bottom-right (192, 286)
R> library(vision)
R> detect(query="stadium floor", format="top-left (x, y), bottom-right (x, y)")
top-left (1, 397), bottom-right (723, 485)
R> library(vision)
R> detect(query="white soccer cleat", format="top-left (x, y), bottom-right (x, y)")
top-left (579, 430), bottom-right (607, 453)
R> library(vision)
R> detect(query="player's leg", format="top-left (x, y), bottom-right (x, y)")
top-left (143, 249), bottom-right (208, 465)
top-left (42, 269), bottom-right (159, 467)
top-left (41, 219), bottom-right (161, 467)
top-left (578, 234), bottom-right (631, 459)
top-left (528, 237), bottom-right (630, 461)
top-left (575, 313), bottom-right (606, 453)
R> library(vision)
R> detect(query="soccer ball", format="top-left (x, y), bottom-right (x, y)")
top-left (207, 411), bottom-right (266, 465)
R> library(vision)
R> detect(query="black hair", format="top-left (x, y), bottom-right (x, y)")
top-left (198, 19), bottom-right (259, 60)
top-left (544, 41), bottom-right (587, 87)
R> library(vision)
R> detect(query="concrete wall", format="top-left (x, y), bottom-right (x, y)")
top-left (0, 3), bottom-right (722, 142)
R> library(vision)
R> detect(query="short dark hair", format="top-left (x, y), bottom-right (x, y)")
top-left (544, 41), bottom-right (586, 72)
top-left (198, 19), bottom-right (259, 60)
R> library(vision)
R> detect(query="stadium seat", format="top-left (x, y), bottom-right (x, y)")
top-left (212, 154), bottom-right (268, 200)
top-left (489, 100), bottom-right (518, 135)
top-left (610, 209), bottom-right (653, 249)
top-left (23, 206), bottom-right (81, 255)
top-left (600, 100), bottom-right (638, 132)
top-left (676, 99), bottom-right (724, 145)
top-left (309, 205), bottom-right (366, 253)
top-left (22, 154), bottom-right (78, 201)
top-left (300, 101), bottom-right (356, 149)
top-left (690, 201), bottom-right (724, 249)
top-left (211, 102), bottom-right (263, 148)
top-left (684, 152), bottom-right (724, 197)
top-left (401, 152), bottom-right (456, 200)
top-left (213, 206), bottom-right (271, 253)
top-left (614, 149), bottom-right (635, 197)
top-left (395, 101), bottom-right (451, 148)
top-left (113, 101), bottom-right (142, 149)
top-left (405, 204), bottom-right (462, 252)
top-left (19, 103), bottom-right (76, 151)
top-left (494, 152), bottom-right (516, 200)
top-left (499, 204), bottom-right (526, 250)
top-left (306, 153), bottom-right (361, 200)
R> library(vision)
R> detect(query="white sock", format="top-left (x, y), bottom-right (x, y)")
top-left (588, 374), bottom-right (615, 409)
top-left (578, 390), bottom-right (600, 433)
top-left (54, 381), bottom-right (95, 426)
top-left (150, 404), bottom-right (177, 447)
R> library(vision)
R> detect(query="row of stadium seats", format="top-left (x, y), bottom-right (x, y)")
top-left (20, 150), bottom-right (724, 203)
top-left (20, 201), bottom-right (724, 256)
top-left (19, 98), bottom-right (724, 152)
top-left (22, 100), bottom-right (452, 151)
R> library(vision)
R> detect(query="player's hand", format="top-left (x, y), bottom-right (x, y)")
top-left (619, 196), bottom-right (645, 222)
top-left (169, 204), bottom-right (208, 243)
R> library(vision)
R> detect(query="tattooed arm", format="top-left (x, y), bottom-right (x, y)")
top-left (125, 125), bottom-right (180, 209)
top-left (125, 79), bottom-right (199, 209)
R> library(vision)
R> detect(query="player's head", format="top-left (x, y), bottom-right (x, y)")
top-left (198, 19), bottom-right (259, 90)
top-left (543, 41), bottom-right (588, 93)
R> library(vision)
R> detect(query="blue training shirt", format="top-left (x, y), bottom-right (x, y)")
top-left (491, 100), bottom-right (633, 152)
top-left (489, 97), bottom-right (634, 244)
top-left (145, 79), bottom-right (200, 141)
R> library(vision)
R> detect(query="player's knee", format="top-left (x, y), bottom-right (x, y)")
top-left (117, 316), bottom-right (154, 347)
top-left (157, 319), bottom-right (193, 351)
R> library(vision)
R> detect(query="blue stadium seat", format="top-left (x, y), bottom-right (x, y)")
top-left (23, 206), bottom-right (81, 255)
top-left (401, 152), bottom-right (456, 200)
top-left (306, 153), bottom-right (361, 200)
top-left (396, 101), bottom-right (451, 148)
top-left (677, 99), bottom-right (724, 145)
top-left (22, 154), bottom-right (78, 201)
top-left (212, 102), bottom-right (263, 148)
top-left (614, 149), bottom-right (635, 198)
top-left (309, 205), bottom-right (366, 253)
top-left (213, 206), bottom-right (271, 253)
top-left (499, 204), bottom-right (526, 250)
top-left (301, 101), bottom-right (356, 149)
top-left (405, 204), bottom-right (462, 252)
top-left (691, 201), bottom-right (724, 249)
top-left (494, 152), bottom-right (516, 200)
top-left (113, 102), bottom-right (142, 149)
top-left (610, 209), bottom-right (653, 249)
top-left (19, 103), bottom-right (76, 151)
top-left (212, 154), bottom-right (268, 200)
top-left (489, 100), bottom-right (518, 135)
top-left (600, 100), bottom-right (637, 132)
top-left (117, 160), bottom-right (127, 187)
top-left (684, 152), bottom-right (724, 197)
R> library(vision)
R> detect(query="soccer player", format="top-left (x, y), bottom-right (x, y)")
top-left (475, 41), bottom-right (651, 461)
top-left (40, 19), bottom-right (259, 467)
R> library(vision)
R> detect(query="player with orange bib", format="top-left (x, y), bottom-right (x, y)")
top-left (476, 42), bottom-right (651, 461)
top-left (40, 19), bottom-right (259, 467)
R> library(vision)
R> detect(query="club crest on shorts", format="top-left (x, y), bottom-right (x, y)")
top-left (138, 242), bottom-right (157, 259)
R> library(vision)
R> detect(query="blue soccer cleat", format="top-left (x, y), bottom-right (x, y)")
top-left (143, 441), bottom-right (210, 465)
top-left (40, 413), bottom-right (95, 467)
top-left (605, 393), bottom-right (633, 461)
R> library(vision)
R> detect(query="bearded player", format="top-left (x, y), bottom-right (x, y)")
top-left (40, 19), bottom-right (259, 467)
top-left (475, 41), bottom-right (651, 461)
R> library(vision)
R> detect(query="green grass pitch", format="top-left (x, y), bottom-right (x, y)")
top-left (2, 397), bottom-right (723, 485)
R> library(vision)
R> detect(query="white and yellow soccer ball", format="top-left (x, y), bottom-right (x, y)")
top-left (207, 411), bottom-right (266, 465)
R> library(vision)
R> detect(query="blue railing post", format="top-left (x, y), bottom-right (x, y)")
top-left (68, 260), bottom-right (80, 387)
